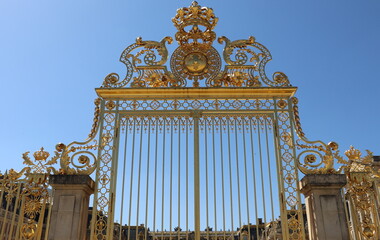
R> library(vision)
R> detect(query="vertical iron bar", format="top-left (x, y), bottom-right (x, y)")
top-left (249, 119), bottom-right (260, 240)
top-left (178, 119), bottom-right (181, 240)
top-left (186, 117), bottom-right (189, 240)
top-left (136, 118), bottom-right (144, 240)
top-left (264, 120), bottom-right (275, 222)
top-left (153, 118), bottom-right (159, 238)
top-left (234, 118), bottom-right (242, 230)
top-left (212, 117), bottom-right (217, 240)
top-left (161, 118), bottom-right (166, 240)
top-left (227, 118), bottom-right (234, 233)
top-left (170, 118), bottom-right (174, 240)
top-left (257, 122), bottom-right (267, 225)
top-left (219, 117), bottom-right (226, 240)
top-left (119, 117), bottom-right (130, 240)
top-left (205, 118), bottom-right (210, 240)
top-left (194, 113), bottom-right (201, 240)
top-left (242, 119), bottom-right (251, 239)
top-left (127, 120), bottom-right (137, 240)
top-left (144, 119), bottom-right (151, 240)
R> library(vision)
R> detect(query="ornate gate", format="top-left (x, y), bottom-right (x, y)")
top-left (60, 2), bottom-right (307, 239)
top-left (3, 2), bottom-right (380, 240)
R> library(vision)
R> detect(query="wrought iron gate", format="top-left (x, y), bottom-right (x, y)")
top-left (79, 2), bottom-right (307, 240)
top-left (89, 93), bottom-right (306, 240)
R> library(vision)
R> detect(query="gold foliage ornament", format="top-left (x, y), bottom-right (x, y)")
top-left (101, 1), bottom-right (289, 88)
top-left (340, 146), bottom-right (379, 239)
top-left (21, 147), bottom-right (59, 176)
top-left (57, 140), bottom-right (98, 175)
top-left (21, 220), bottom-right (38, 240)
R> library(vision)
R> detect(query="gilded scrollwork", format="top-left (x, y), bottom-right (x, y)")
top-left (58, 140), bottom-right (98, 175)
top-left (292, 97), bottom-right (342, 174)
top-left (133, 37), bottom-right (173, 66)
top-left (54, 97), bottom-right (103, 175)
top-left (218, 36), bottom-right (258, 65)
top-left (100, 2), bottom-right (290, 88)
top-left (217, 36), bottom-right (290, 88)
top-left (102, 37), bottom-right (173, 88)
top-left (292, 97), bottom-right (377, 177)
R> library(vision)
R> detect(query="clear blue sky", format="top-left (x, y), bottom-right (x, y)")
top-left (0, 0), bottom-right (379, 172)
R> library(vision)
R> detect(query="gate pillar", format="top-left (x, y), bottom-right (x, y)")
top-left (48, 175), bottom-right (95, 240)
top-left (299, 174), bottom-right (349, 240)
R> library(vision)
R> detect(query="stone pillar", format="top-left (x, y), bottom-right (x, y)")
top-left (48, 175), bottom-right (95, 240)
top-left (299, 174), bottom-right (349, 240)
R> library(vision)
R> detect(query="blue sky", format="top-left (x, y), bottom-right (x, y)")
top-left (0, 0), bottom-right (379, 173)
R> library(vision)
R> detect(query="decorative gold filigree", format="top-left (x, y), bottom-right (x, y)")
top-left (117, 99), bottom-right (275, 112)
top-left (21, 147), bottom-right (59, 175)
top-left (20, 177), bottom-right (50, 240)
top-left (212, 69), bottom-right (260, 87)
top-left (342, 147), bottom-right (379, 240)
top-left (347, 173), bottom-right (377, 239)
top-left (133, 70), bottom-right (178, 88)
top-left (106, 100), bottom-right (116, 110)
top-left (217, 36), bottom-right (290, 87)
top-left (102, 37), bottom-right (173, 88)
top-left (133, 37), bottom-right (173, 66)
top-left (100, 2), bottom-right (289, 88)
top-left (170, 44), bottom-right (221, 87)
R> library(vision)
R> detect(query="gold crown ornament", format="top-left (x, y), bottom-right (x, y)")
top-left (33, 147), bottom-right (50, 161)
top-left (172, 1), bottom-right (218, 45)
top-left (345, 146), bottom-right (362, 161)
